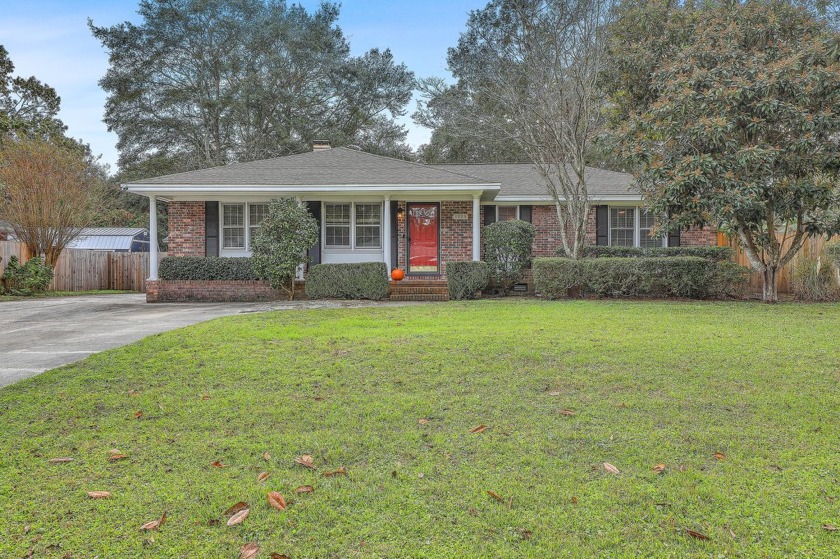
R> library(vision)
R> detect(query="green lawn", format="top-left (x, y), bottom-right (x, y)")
top-left (1, 300), bottom-right (838, 557)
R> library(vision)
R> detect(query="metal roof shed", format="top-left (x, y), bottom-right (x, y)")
top-left (65, 228), bottom-right (151, 252)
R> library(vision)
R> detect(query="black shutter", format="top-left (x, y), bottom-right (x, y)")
top-left (306, 201), bottom-right (321, 265)
top-left (596, 205), bottom-right (609, 246)
top-left (484, 206), bottom-right (496, 226)
top-left (519, 205), bottom-right (532, 223)
top-left (205, 202), bottom-right (219, 257)
top-left (390, 200), bottom-right (399, 269)
top-left (668, 228), bottom-right (681, 247)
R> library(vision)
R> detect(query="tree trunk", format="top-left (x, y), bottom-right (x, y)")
top-left (762, 266), bottom-right (778, 303)
top-left (288, 276), bottom-right (295, 301)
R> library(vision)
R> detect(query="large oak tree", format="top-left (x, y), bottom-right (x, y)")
top-left (89, 0), bottom-right (415, 170)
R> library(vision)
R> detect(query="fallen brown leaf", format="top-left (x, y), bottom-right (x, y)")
top-left (227, 508), bottom-right (249, 526)
top-left (713, 452), bottom-right (726, 461)
top-left (652, 463), bottom-right (666, 474)
top-left (267, 491), bottom-right (287, 511)
top-left (685, 529), bottom-right (710, 541)
top-left (548, 391), bottom-right (562, 396)
top-left (223, 501), bottom-right (249, 517)
top-left (87, 491), bottom-right (111, 499)
top-left (470, 425), bottom-right (488, 434)
top-left (679, 464), bottom-right (687, 472)
top-left (294, 485), bottom-right (314, 494)
top-left (323, 466), bottom-right (347, 477)
top-left (239, 542), bottom-right (259, 559)
top-left (108, 454), bottom-right (128, 462)
top-left (571, 496), bottom-right (578, 505)
top-left (823, 523), bottom-right (838, 532)
top-left (603, 462), bottom-right (620, 475)
top-left (270, 554), bottom-right (290, 559)
top-left (201, 394), bottom-right (211, 400)
top-left (487, 490), bottom-right (504, 503)
top-left (140, 511), bottom-right (166, 531)
top-left (210, 460), bottom-right (226, 468)
top-left (263, 451), bottom-right (271, 461)
top-left (418, 418), bottom-right (429, 425)
top-left (257, 471), bottom-right (270, 483)
top-left (295, 455), bottom-right (316, 469)
top-left (134, 410), bottom-right (143, 419)
top-left (48, 457), bottom-right (73, 464)
top-left (559, 409), bottom-right (577, 416)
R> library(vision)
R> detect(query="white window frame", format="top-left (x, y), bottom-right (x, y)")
top-left (322, 201), bottom-right (383, 251)
top-left (495, 205), bottom-right (519, 222)
top-left (607, 206), bottom-right (668, 248)
top-left (248, 203), bottom-right (269, 249)
top-left (221, 203), bottom-right (246, 250)
top-left (324, 202), bottom-right (352, 248)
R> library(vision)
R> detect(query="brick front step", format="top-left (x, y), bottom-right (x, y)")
top-left (389, 293), bottom-right (449, 302)
top-left (389, 279), bottom-right (449, 301)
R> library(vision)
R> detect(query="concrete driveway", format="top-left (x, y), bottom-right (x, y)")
top-left (0, 294), bottom-right (259, 388)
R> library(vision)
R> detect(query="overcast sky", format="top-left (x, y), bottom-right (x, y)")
top-left (2, 0), bottom-right (486, 173)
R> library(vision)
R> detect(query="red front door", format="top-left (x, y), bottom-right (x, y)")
top-left (407, 203), bottom-right (439, 274)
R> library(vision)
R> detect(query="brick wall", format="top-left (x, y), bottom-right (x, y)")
top-left (146, 279), bottom-right (288, 303)
top-left (680, 226), bottom-right (718, 246)
top-left (529, 205), bottom-right (599, 257)
top-left (395, 200), bottom-right (476, 277)
top-left (168, 201), bottom-right (206, 257)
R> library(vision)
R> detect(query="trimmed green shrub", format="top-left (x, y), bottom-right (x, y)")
top-left (575, 245), bottom-right (733, 261)
top-left (532, 258), bottom-right (581, 299)
top-left (790, 252), bottom-right (840, 301)
top-left (1, 256), bottom-right (53, 296)
top-left (159, 256), bottom-right (262, 281)
top-left (305, 262), bottom-right (389, 300)
top-left (534, 256), bottom-right (747, 299)
top-left (446, 261), bottom-right (490, 300)
top-left (483, 220), bottom-right (536, 294)
top-left (251, 198), bottom-right (319, 300)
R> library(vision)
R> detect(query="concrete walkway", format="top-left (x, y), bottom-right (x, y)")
top-left (0, 294), bottom-right (414, 388)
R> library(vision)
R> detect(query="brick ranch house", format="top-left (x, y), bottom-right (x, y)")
top-left (124, 144), bottom-right (716, 302)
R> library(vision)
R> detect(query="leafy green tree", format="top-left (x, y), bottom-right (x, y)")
top-left (609, 1), bottom-right (840, 302)
top-left (89, 0), bottom-right (415, 170)
top-left (483, 219), bottom-right (537, 294)
top-left (251, 198), bottom-right (318, 300)
top-left (0, 45), bottom-right (67, 142)
top-left (413, 0), bottom-right (615, 258)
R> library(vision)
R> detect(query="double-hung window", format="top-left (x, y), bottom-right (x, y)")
top-left (222, 204), bottom-right (245, 249)
top-left (610, 207), bottom-right (635, 247)
top-left (639, 209), bottom-right (660, 248)
top-left (496, 205), bottom-right (518, 221)
top-left (324, 202), bottom-right (382, 249)
top-left (248, 204), bottom-right (269, 247)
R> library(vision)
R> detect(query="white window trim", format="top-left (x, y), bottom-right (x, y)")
top-left (607, 206), bottom-right (668, 248)
top-left (322, 201), bottom-right (383, 252)
top-left (487, 204), bottom-right (520, 221)
top-left (219, 202), bottom-right (270, 254)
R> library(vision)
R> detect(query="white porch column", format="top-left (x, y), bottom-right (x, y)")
top-left (383, 195), bottom-right (392, 273)
top-left (148, 195), bottom-right (159, 280)
top-left (472, 194), bottom-right (481, 261)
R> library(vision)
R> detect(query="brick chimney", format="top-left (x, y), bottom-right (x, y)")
top-left (312, 140), bottom-right (331, 151)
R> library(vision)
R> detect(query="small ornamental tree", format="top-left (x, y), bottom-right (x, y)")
top-left (610, 1), bottom-right (840, 303)
top-left (483, 220), bottom-right (537, 294)
top-left (250, 198), bottom-right (318, 300)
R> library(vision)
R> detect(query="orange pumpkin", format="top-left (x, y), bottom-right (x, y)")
top-left (391, 268), bottom-right (405, 281)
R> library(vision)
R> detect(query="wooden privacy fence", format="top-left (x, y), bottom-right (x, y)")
top-left (0, 241), bottom-right (164, 293)
top-left (719, 232), bottom-right (835, 294)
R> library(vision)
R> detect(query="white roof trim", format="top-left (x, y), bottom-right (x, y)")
top-left (125, 183), bottom-right (500, 194)
top-left (492, 194), bottom-right (642, 203)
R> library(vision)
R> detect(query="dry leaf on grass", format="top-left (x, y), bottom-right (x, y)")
top-left (323, 466), bottom-right (347, 477)
top-left (603, 462), bottom-right (620, 475)
top-left (548, 391), bottom-right (562, 396)
top-left (823, 523), bottom-right (838, 532)
top-left (48, 457), bottom-right (73, 464)
top-left (267, 492), bottom-right (287, 511)
top-left (223, 501), bottom-right (249, 517)
top-left (108, 453), bottom-right (128, 462)
top-left (713, 452), bottom-right (726, 461)
top-left (571, 496), bottom-right (578, 505)
top-left (227, 508), bottom-right (250, 526)
top-left (140, 511), bottom-right (166, 531)
top-left (87, 491), bottom-right (111, 499)
top-left (201, 394), bottom-right (211, 400)
top-left (295, 455), bottom-right (316, 469)
top-left (487, 490), bottom-right (505, 503)
top-left (257, 471), bottom-right (270, 483)
top-left (559, 409), bottom-right (577, 416)
top-left (270, 554), bottom-right (290, 559)
top-left (134, 410), bottom-right (143, 419)
top-left (210, 460), bottom-right (226, 468)
top-left (239, 542), bottom-right (259, 559)
top-left (470, 425), bottom-right (488, 434)
top-left (295, 485), bottom-right (314, 494)
top-left (263, 451), bottom-right (271, 461)
top-left (685, 529), bottom-right (710, 540)
top-left (418, 418), bottom-right (429, 425)
top-left (652, 464), bottom-right (666, 474)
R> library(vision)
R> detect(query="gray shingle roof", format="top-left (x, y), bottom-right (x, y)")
top-left (126, 148), bottom-right (496, 187)
top-left (434, 163), bottom-right (638, 198)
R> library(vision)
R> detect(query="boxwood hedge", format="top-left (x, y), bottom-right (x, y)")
top-left (304, 262), bottom-right (389, 300)
top-left (446, 261), bottom-right (490, 300)
top-left (573, 245), bottom-right (734, 261)
top-left (158, 256), bottom-right (263, 281)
